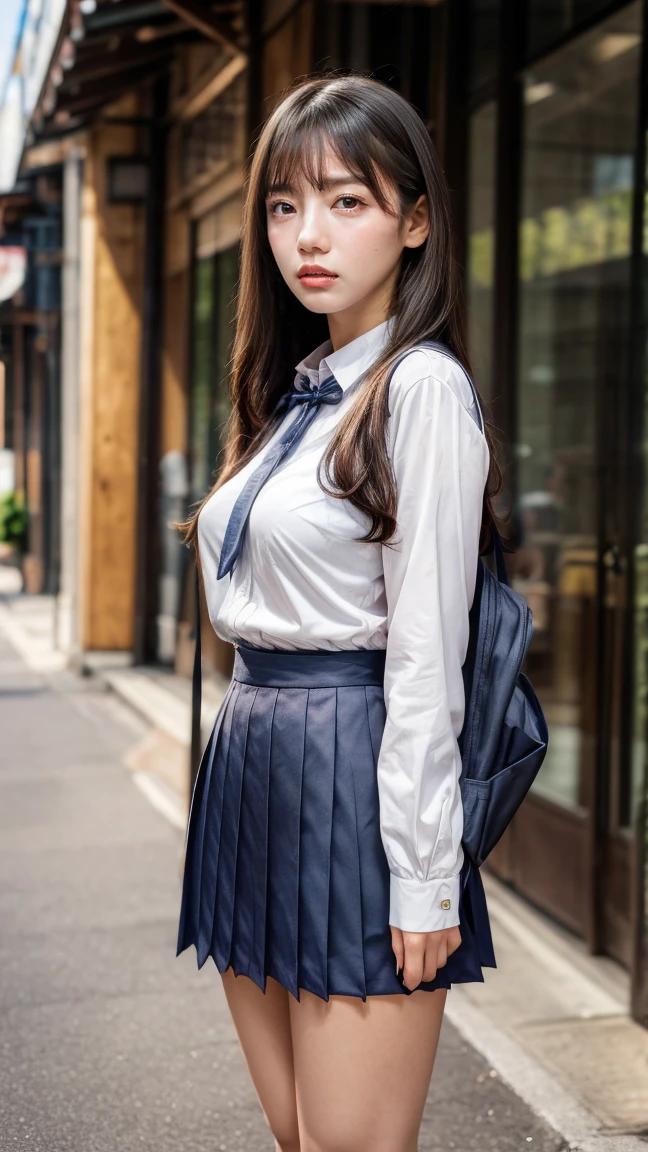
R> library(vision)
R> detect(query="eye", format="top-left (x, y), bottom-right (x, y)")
top-left (334, 195), bottom-right (363, 211)
top-left (269, 200), bottom-right (295, 217)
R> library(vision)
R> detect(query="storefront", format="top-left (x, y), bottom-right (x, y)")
top-left (460, 0), bottom-right (648, 1023)
top-left (0, 171), bottom-right (63, 596)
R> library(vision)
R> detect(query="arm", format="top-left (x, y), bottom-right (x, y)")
top-left (379, 359), bottom-right (490, 935)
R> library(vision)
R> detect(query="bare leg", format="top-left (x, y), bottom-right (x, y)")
top-left (221, 970), bottom-right (300, 1152)
top-left (289, 987), bottom-right (447, 1152)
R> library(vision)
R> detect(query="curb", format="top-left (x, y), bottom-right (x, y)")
top-left (445, 990), bottom-right (647, 1152)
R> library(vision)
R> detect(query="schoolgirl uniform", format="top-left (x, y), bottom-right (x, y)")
top-left (176, 318), bottom-right (496, 1000)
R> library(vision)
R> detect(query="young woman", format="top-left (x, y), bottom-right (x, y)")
top-left (177, 72), bottom-right (502, 1152)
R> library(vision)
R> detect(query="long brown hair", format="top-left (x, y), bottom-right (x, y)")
top-left (183, 72), bottom-right (503, 552)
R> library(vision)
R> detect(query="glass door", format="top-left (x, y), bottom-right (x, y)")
top-left (185, 242), bottom-right (239, 681)
top-left (467, 100), bottom-right (497, 403)
top-left (630, 13), bottom-right (648, 1023)
top-left (499, 1), bottom-right (642, 959)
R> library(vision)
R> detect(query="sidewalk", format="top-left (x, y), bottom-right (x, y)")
top-left (1, 586), bottom-right (647, 1151)
top-left (0, 572), bottom-right (228, 827)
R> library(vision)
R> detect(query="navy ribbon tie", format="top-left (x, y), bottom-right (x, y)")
top-left (217, 371), bottom-right (343, 580)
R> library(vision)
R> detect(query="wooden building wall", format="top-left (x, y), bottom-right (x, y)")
top-left (78, 97), bottom-right (145, 652)
top-left (262, 0), bottom-right (315, 108)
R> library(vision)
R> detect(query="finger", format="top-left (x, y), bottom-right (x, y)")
top-left (390, 926), bottom-right (404, 973)
top-left (435, 940), bottom-right (448, 970)
top-left (402, 934), bottom-right (425, 991)
top-left (422, 943), bottom-right (439, 983)
top-left (447, 927), bottom-right (462, 957)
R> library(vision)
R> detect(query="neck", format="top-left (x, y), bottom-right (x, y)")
top-left (327, 283), bottom-right (394, 352)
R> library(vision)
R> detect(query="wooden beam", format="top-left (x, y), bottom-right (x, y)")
top-left (167, 157), bottom-right (230, 210)
top-left (60, 43), bottom-right (173, 89)
top-left (23, 139), bottom-right (71, 170)
top-left (161, 0), bottom-right (241, 52)
top-left (10, 311), bottom-right (60, 328)
top-left (189, 163), bottom-right (244, 219)
top-left (136, 19), bottom-right (187, 42)
top-left (171, 50), bottom-right (247, 121)
top-left (58, 63), bottom-right (170, 116)
top-left (79, 115), bottom-right (145, 652)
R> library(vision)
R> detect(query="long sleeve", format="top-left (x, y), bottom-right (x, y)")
top-left (378, 356), bottom-right (490, 933)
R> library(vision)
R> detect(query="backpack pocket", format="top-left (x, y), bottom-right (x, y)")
top-left (460, 674), bottom-right (548, 867)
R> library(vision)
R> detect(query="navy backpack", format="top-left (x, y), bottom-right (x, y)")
top-left (388, 342), bottom-right (549, 867)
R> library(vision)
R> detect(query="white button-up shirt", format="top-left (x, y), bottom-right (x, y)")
top-left (198, 319), bottom-right (489, 933)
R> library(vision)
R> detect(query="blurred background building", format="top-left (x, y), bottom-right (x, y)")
top-left (1, 0), bottom-right (648, 1029)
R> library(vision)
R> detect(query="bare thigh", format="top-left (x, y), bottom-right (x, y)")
top-left (289, 987), bottom-right (448, 1152)
top-left (220, 970), bottom-right (300, 1152)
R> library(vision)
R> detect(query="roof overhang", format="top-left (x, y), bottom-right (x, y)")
top-left (0, 0), bottom-right (247, 187)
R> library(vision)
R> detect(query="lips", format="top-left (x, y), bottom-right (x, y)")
top-left (298, 264), bottom-right (338, 288)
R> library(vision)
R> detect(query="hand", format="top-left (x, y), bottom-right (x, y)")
top-left (390, 924), bottom-right (462, 991)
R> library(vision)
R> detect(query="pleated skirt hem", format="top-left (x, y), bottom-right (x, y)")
top-left (177, 935), bottom-right (489, 1003)
top-left (176, 665), bottom-right (496, 1003)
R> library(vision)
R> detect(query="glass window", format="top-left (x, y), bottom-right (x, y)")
top-left (632, 152), bottom-right (648, 828)
top-left (528, 0), bottom-right (628, 60)
top-left (527, 0), bottom-right (570, 58)
top-left (466, 101), bottom-right (497, 401)
top-left (514, 3), bottom-right (641, 809)
top-left (633, 545), bottom-right (648, 822)
top-left (212, 245), bottom-right (239, 472)
top-left (469, 0), bottom-right (500, 94)
top-left (189, 246), bottom-right (238, 504)
top-left (189, 256), bottom-right (216, 504)
top-left (317, 1), bottom-right (444, 131)
top-left (180, 73), bottom-right (247, 189)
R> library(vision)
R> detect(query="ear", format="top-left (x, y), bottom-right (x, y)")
top-left (403, 194), bottom-right (430, 250)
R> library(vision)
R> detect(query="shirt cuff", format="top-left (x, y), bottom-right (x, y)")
top-left (389, 873), bottom-right (461, 932)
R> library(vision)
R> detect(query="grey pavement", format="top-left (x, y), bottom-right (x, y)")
top-left (0, 624), bottom-right (567, 1152)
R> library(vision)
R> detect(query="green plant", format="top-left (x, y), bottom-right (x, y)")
top-left (0, 492), bottom-right (28, 550)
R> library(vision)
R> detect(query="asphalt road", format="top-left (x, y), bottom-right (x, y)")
top-left (0, 624), bottom-right (567, 1152)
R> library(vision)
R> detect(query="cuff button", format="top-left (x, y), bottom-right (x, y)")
top-left (441, 899), bottom-right (451, 910)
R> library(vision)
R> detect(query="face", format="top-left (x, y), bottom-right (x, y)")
top-left (265, 146), bottom-right (429, 334)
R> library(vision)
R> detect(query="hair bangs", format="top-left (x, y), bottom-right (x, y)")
top-left (264, 104), bottom-right (395, 212)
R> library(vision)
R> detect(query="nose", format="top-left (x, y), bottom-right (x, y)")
top-left (296, 200), bottom-right (330, 255)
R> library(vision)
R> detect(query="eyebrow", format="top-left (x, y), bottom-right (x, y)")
top-left (266, 175), bottom-right (369, 196)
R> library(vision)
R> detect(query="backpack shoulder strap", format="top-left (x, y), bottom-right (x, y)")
top-left (491, 531), bottom-right (509, 586)
top-left (386, 340), bottom-right (509, 585)
top-left (387, 340), bottom-right (484, 434)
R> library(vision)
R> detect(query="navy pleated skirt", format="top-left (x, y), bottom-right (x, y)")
top-left (176, 646), bottom-right (496, 1001)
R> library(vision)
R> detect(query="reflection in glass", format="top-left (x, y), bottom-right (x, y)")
top-left (190, 256), bottom-right (216, 504)
top-left (527, 0), bottom-right (620, 60)
top-left (212, 245), bottom-right (239, 471)
top-left (515, 4), bottom-right (641, 809)
top-left (469, 0), bottom-right (500, 94)
top-left (634, 63), bottom-right (648, 1030)
top-left (189, 246), bottom-right (238, 505)
top-left (467, 101), bottom-right (497, 402)
top-left (633, 541), bottom-right (648, 825)
top-left (318, 1), bottom-right (443, 132)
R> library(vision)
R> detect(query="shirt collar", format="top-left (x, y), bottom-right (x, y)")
top-left (294, 318), bottom-right (393, 394)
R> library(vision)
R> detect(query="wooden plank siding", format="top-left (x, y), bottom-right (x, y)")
top-left (262, 0), bottom-right (314, 111)
top-left (79, 99), bottom-right (145, 651)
